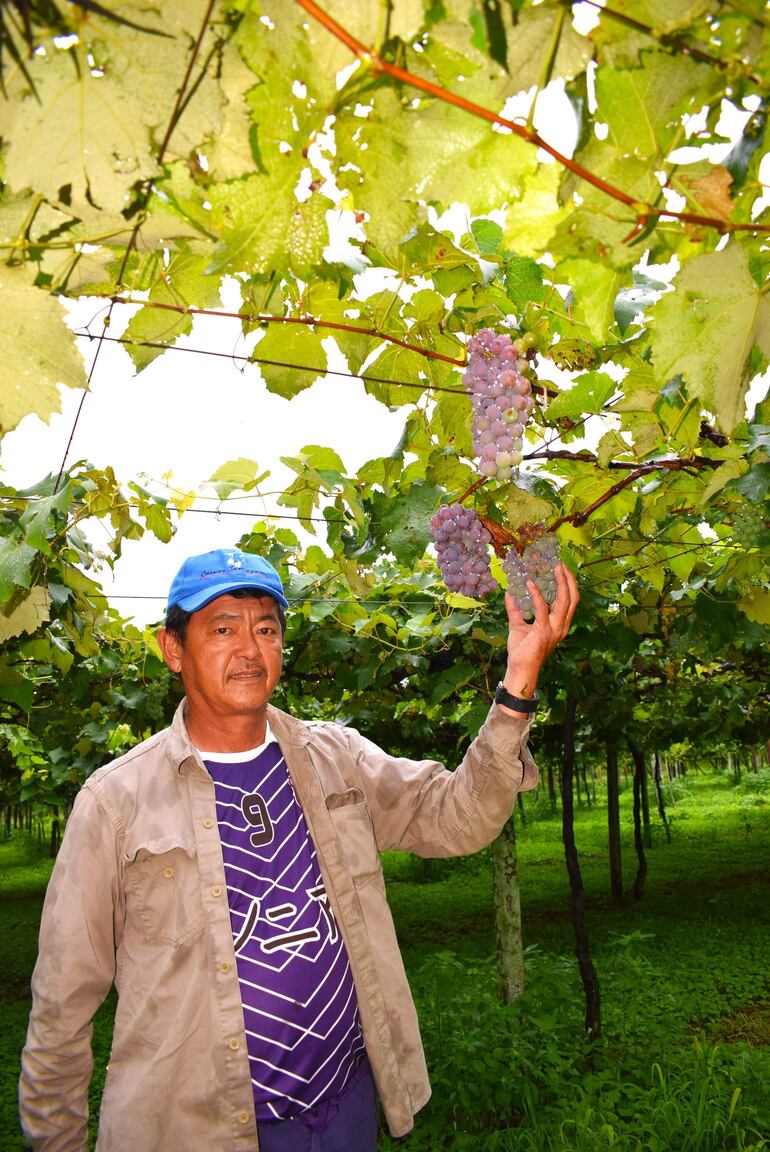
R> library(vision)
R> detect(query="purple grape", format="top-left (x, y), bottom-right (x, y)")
top-left (503, 533), bottom-right (560, 620)
top-left (429, 503), bottom-right (497, 598)
top-left (464, 328), bottom-right (535, 482)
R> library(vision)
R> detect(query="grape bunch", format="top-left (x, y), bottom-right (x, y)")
top-left (732, 503), bottom-right (767, 547)
top-left (464, 328), bottom-right (535, 483)
top-left (429, 504), bottom-right (497, 598)
top-left (503, 532), bottom-right (561, 620)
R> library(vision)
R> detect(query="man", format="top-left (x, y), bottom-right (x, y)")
top-left (20, 546), bottom-right (579, 1152)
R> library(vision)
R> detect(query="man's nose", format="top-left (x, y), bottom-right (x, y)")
top-left (235, 629), bottom-right (262, 658)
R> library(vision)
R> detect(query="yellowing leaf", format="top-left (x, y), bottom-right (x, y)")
top-left (0, 587), bottom-right (52, 643)
top-left (650, 246), bottom-right (770, 435)
top-left (679, 166), bottom-right (734, 223)
top-left (738, 587), bottom-right (770, 625)
top-left (0, 266), bottom-right (85, 437)
top-left (500, 487), bottom-right (554, 529)
top-left (597, 430), bottom-right (631, 469)
top-left (4, 3), bottom-right (222, 213)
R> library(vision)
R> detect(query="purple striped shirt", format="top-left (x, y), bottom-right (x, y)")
top-left (203, 736), bottom-right (365, 1121)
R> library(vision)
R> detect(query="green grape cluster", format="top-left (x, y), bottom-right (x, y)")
top-left (732, 504), bottom-right (767, 547)
top-left (503, 533), bottom-right (561, 620)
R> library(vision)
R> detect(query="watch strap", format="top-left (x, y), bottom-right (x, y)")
top-left (494, 682), bottom-right (539, 714)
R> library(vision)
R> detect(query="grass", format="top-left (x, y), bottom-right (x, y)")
top-left (2, 766), bottom-right (769, 1150)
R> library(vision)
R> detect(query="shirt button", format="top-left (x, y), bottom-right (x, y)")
top-left (211, 885), bottom-right (222, 897)
top-left (202, 817), bottom-right (214, 829)
top-left (219, 961), bottom-right (231, 973)
top-left (163, 867), bottom-right (174, 878)
top-left (238, 1111), bottom-right (249, 1124)
top-left (228, 1038), bottom-right (240, 1050)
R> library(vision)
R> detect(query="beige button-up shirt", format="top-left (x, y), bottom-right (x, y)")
top-left (20, 700), bottom-right (536, 1151)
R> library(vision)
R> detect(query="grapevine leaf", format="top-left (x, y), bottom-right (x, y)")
top-left (738, 587), bottom-right (770, 625)
top-left (0, 657), bottom-right (35, 710)
top-left (124, 251), bottom-right (223, 370)
top-left (650, 246), bottom-right (770, 435)
top-left (726, 463), bottom-right (770, 502)
top-left (595, 54), bottom-right (721, 158)
top-left (0, 266), bottom-right (86, 436)
top-left (545, 371), bottom-right (617, 421)
top-left (509, 5), bottom-right (593, 83)
top-left (500, 487), bottom-right (555, 530)
top-left (597, 430), bottom-right (631, 469)
top-left (0, 587), bottom-right (51, 643)
top-left (252, 324), bottom-right (327, 399)
top-left (18, 488), bottom-right (71, 556)
top-left (371, 482), bottom-right (442, 567)
top-left (699, 459), bottom-right (746, 506)
top-left (470, 219), bottom-right (503, 256)
top-left (361, 344), bottom-right (430, 408)
top-left (747, 425), bottom-right (770, 452)
top-left (503, 256), bottom-right (547, 312)
top-left (501, 163), bottom-right (571, 260)
top-left (206, 459), bottom-right (269, 500)
top-left (0, 539), bottom-right (37, 604)
top-left (3, 3), bottom-right (222, 213)
top-left (557, 258), bottom-right (624, 342)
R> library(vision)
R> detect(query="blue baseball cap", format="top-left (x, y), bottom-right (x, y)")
top-left (167, 548), bottom-right (289, 614)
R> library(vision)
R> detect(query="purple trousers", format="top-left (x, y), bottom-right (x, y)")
top-left (256, 1062), bottom-right (379, 1152)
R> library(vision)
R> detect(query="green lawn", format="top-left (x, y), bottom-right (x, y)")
top-left (3, 767), bottom-right (769, 1150)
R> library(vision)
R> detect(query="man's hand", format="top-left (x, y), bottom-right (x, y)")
top-left (498, 564), bottom-right (580, 712)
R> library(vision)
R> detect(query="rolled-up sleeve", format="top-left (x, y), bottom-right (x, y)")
top-left (19, 787), bottom-right (123, 1152)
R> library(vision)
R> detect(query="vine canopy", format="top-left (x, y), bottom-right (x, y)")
top-left (0, 0), bottom-right (769, 649)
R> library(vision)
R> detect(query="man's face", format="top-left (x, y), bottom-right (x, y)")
top-left (158, 594), bottom-right (284, 732)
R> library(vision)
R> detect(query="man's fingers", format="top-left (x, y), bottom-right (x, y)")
top-left (505, 589), bottom-right (528, 628)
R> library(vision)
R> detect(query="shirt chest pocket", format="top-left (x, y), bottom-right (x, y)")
top-left (326, 790), bottom-right (382, 888)
top-left (123, 837), bottom-right (205, 947)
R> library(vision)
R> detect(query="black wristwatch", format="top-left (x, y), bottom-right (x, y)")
top-left (494, 682), bottom-right (539, 714)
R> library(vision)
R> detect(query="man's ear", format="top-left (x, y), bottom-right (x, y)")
top-left (157, 628), bottom-right (183, 674)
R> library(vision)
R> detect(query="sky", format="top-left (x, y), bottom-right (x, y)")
top-left (1, 293), bottom-right (409, 625)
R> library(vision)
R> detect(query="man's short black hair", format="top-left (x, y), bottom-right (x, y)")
top-left (164, 587), bottom-right (286, 643)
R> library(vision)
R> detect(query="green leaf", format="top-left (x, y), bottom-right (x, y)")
top-left (596, 430), bottom-right (631, 469)
top-left (595, 54), bottom-right (720, 157)
top-left (124, 251), bottom-right (223, 371)
top-left (0, 657), bottom-right (35, 710)
top-left (0, 539), bottom-right (37, 604)
top-left (207, 459), bottom-right (269, 500)
top-left (500, 487), bottom-right (555, 529)
top-left (727, 463), bottom-right (770, 502)
top-left (372, 482), bottom-right (442, 567)
top-left (545, 371), bottom-right (617, 421)
top-left (252, 324), bottom-right (327, 398)
top-left (470, 218), bottom-right (503, 256)
top-left (503, 256), bottom-right (547, 313)
top-left (0, 266), bottom-right (86, 436)
top-left (650, 246), bottom-right (770, 435)
top-left (557, 258), bottom-right (624, 342)
top-left (18, 487), bottom-right (71, 555)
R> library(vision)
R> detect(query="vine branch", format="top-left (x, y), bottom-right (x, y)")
top-left (100, 295), bottom-right (466, 367)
